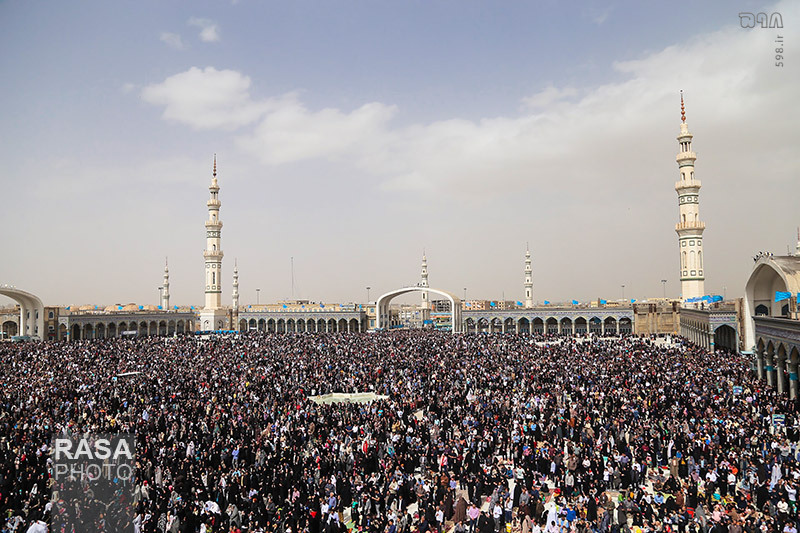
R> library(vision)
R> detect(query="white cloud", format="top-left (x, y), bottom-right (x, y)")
top-left (583, 6), bottom-right (613, 26)
top-left (521, 85), bottom-right (579, 110)
top-left (188, 17), bottom-right (220, 42)
top-left (141, 67), bottom-right (273, 130)
top-left (238, 96), bottom-right (397, 164)
top-left (159, 32), bottom-right (185, 50)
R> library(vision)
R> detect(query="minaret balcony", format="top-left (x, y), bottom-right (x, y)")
top-left (675, 221), bottom-right (705, 231)
top-left (676, 151), bottom-right (696, 162)
top-left (205, 220), bottom-right (223, 229)
top-left (675, 179), bottom-right (701, 190)
top-left (207, 199), bottom-right (221, 207)
top-left (203, 250), bottom-right (225, 258)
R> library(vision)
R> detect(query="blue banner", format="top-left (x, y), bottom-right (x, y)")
top-left (600, 299), bottom-right (607, 305)
top-left (775, 291), bottom-right (792, 302)
top-left (544, 300), bottom-right (550, 305)
top-left (516, 301), bottom-right (522, 306)
top-left (711, 295), bottom-right (723, 302)
top-left (571, 300), bottom-right (579, 305)
top-left (490, 302), bottom-right (496, 307)
top-left (631, 299), bottom-right (636, 303)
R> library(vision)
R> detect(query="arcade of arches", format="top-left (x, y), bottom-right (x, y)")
top-left (463, 314), bottom-right (632, 335)
top-left (65, 317), bottom-right (196, 340)
top-left (239, 316), bottom-right (362, 333)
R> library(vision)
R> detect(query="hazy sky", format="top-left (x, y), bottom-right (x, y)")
top-left (1, 0), bottom-right (798, 308)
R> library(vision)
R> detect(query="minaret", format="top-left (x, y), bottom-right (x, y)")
top-left (232, 259), bottom-right (239, 330)
top-left (420, 251), bottom-right (429, 309)
top-left (161, 258), bottom-right (170, 309)
top-left (200, 155), bottom-right (227, 331)
top-left (795, 227), bottom-right (800, 256)
top-left (524, 244), bottom-right (533, 308)
top-left (675, 92), bottom-right (705, 303)
top-left (232, 259), bottom-right (239, 310)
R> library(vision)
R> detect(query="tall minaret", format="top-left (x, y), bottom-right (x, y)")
top-left (200, 155), bottom-right (227, 330)
top-left (675, 92), bottom-right (705, 303)
top-left (231, 259), bottom-right (239, 330)
top-left (524, 244), bottom-right (533, 308)
top-left (795, 227), bottom-right (800, 256)
top-left (420, 251), bottom-right (429, 309)
top-left (161, 258), bottom-right (170, 309)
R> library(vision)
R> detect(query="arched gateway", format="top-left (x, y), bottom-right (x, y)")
top-left (0, 285), bottom-right (45, 339)
top-left (376, 287), bottom-right (463, 333)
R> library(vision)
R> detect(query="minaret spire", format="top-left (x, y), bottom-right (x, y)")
top-left (524, 244), bottom-right (533, 308)
top-left (680, 90), bottom-right (686, 123)
top-left (674, 92), bottom-right (705, 304)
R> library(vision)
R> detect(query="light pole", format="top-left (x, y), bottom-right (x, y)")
top-left (256, 288), bottom-right (261, 305)
top-left (158, 287), bottom-right (163, 307)
top-left (661, 280), bottom-right (667, 298)
top-left (366, 286), bottom-right (371, 303)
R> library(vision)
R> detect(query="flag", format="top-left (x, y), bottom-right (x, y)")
top-left (571, 300), bottom-right (579, 305)
top-left (282, 304), bottom-right (287, 309)
top-left (490, 301), bottom-right (496, 307)
top-left (321, 303), bottom-right (325, 308)
top-left (174, 305), bottom-right (178, 310)
top-left (118, 305), bottom-right (123, 310)
top-left (66, 306), bottom-right (70, 310)
top-left (190, 306), bottom-right (194, 310)
top-left (157, 305), bottom-right (162, 310)
top-left (711, 295), bottom-right (723, 302)
top-left (775, 291), bottom-right (792, 302)
top-left (600, 299), bottom-right (607, 305)
top-left (516, 301), bottom-right (523, 306)
top-left (631, 299), bottom-right (636, 303)
top-left (544, 300), bottom-right (550, 305)
top-left (138, 305), bottom-right (143, 310)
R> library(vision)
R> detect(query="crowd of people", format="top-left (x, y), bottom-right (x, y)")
top-left (0, 331), bottom-right (798, 533)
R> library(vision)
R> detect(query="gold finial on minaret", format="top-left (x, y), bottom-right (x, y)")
top-left (680, 91), bottom-right (686, 123)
